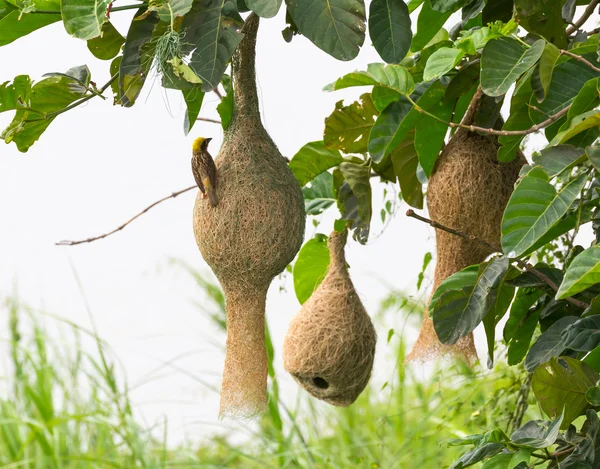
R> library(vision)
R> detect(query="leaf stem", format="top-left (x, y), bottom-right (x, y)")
top-left (404, 95), bottom-right (571, 137)
top-left (33, 3), bottom-right (145, 14)
top-left (405, 209), bottom-right (590, 309)
top-left (559, 49), bottom-right (600, 73)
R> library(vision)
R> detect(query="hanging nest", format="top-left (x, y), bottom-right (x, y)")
top-left (283, 229), bottom-right (377, 406)
top-left (406, 88), bottom-right (526, 365)
top-left (193, 14), bottom-right (306, 418)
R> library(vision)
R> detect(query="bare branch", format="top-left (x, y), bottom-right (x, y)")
top-left (196, 117), bottom-right (221, 124)
top-left (560, 49), bottom-right (600, 73)
top-left (566, 0), bottom-right (600, 35)
top-left (56, 185), bottom-right (197, 246)
top-left (406, 95), bottom-right (572, 137)
top-left (405, 209), bottom-right (590, 309)
top-left (213, 88), bottom-right (223, 101)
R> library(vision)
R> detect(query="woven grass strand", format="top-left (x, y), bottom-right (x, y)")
top-left (193, 13), bottom-right (306, 418)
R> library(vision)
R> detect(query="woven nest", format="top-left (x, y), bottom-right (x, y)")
top-left (406, 89), bottom-right (526, 365)
top-left (283, 229), bottom-right (377, 406)
top-left (193, 14), bottom-right (305, 419)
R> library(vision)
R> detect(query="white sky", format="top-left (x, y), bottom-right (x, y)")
top-left (0, 4), bottom-right (597, 444)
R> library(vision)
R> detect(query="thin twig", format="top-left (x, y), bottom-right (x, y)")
top-left (196, 117), bottom-right (221, 124)
top-left (560, 49), bottom-right (600, 73)
top-left (566, 0), bottom-right (599, 35)
top-left (56, 185), bottom-right (197, 246)
top-left (34, 3), bottom-right (143, 13)
top-left (213, 89), bottom-right (223, 101)
top-left (406, 95), bottom-right (571, 136)
top-left (405, 209), bottom-right (590, 309)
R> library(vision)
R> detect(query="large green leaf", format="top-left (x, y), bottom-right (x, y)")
top-left (537, 42), bottom-right (560, 100)
top-left (510, 414), bottom-right (563, 449)
top-left (550, 111), bottom-right (600, 146)
top-left (339, 160), bottom-right (372, 230)
top-left (501, 167), bottom-right (587, 257)
top-left (562, 316), bottom-right (600, 353)
top-left (293, 234), bottom-right (330, 304)
top-left (433, 256), bottom-right (510, 345)
top-left (1, 76), bottom-right (83, 152)
top-left (324, 63), bottom-right (414, 95)
top-left (514, 0), bottom-right (567, 49)
top-left (247, 0), bottom-right (281, 17)
top-left (181, 0), bottom-right (243, 92)
top-left (481, 38), bottom-right (545, 97)
top-left (152, 0), bottom-right (193, 21)
top-left (286, 0), bottom-right (365, 61)
top-left (119, 9), bottom-right (159, 107)
top-left (369, 80), bottom-right (445, 163)
top-left (368, 0), bottom-right (411, 64)
top-left (0, 0), bottom-right (61, 47)
top-left (503, 288), bottom-right (544, 343)
top-left (532, 357), bottom-right (598, 428)
top-left (303, 171), bottom-right (336, 215)
top-left (430, 0), bottom-right (470, 12)
top-left (507, 304), bottom-right (540, 366)
top-left (423, 47), bottom-right (464, 82)
top-left (414, 84), bottom-right (453, 177)
top-left (182, 87), bottom-right (205, 135)
top-left (0, 75), bottom-right (31, 113)
top-left (411, 0), bottom-right (451, 52)
top-left (525, 316), bottom-right (579, 372)
top-left (391, 133), bottom-right (423, 208)
top-left (497, 78), bottom-right (532, 162)
top-left (482, 0), bottom-right (512, 22)
top-left (324, 94), bottom-right (378, 154)
top-left (289, 141), bottom-right (343, 186)
top-left (483, 277), bottom-right (516, 367)
top-left (333, 164), bottom-right (371, 244)
top-left (62, 0), bottom-right (110, 40)
top-left (557, 246), bottom-right (600, 299)
top-left (87, 21), bottom-right (124, 60)
top-left (532, 145), bottom-right (587, 177)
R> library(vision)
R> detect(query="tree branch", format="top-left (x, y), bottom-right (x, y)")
top-left (56, 185), bottom-right (197, 246)
top-left (405, 95), bottom-right (571, 137)
top-left (566, 0), bottom-right (599, 35)
top-left (196, 117), bottom-right (221, 124)
top-left (405, 209), bottom-right (590, 309)
top-left (560, 49), bottom-right (600, 73)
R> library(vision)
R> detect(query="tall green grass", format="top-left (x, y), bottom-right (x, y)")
top-left (0, 269), bottom-right (535, 469)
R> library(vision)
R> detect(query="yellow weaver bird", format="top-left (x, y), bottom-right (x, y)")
top-left (192, 137), bottom-right (218, 207)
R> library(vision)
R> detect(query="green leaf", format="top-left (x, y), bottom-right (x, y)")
top-left (532, 145), bottom-right (586, 177)
top-left (557, 245), bottom-right (600, 299)
top-left (510, 414), bottom-right (563, 449)
top-left (556, 77), bottom-right (600, 146)
top-left (525, 316), bottom-right (579, 372)
top-left (182, 87), bottom-right (204, 135)
top-left (423, 47), bottom-right (464, 82)
top-left (497, 79), bottom-right (533, 162)
top-left (588, 143), bottom-right (600, 171)
top-left (303, 171), bottom-right (336, 215)
top-left (514, 0), bottom-right (567, 49)
top-left (507, 306), bottom-right (540, 366)
top-left (433, 256), bottom-right (510, 345)
top-left (482, 0), bottom-right (513, 23)
top-left (119, 9), bottom-right (159, 107)
top-left (501, 167), bottom-right (587, 257)
top-left (430, 265), bottom-right (479, 311)
top-left (483, 278), bottom-right (516, 368)
top-left (286, 0), bottom-right (365, 61)
top-left (586, 386), bottom-right (600, 406)
top-left (324, 63), bottom-right (414, 95)
top-left (247, 0), bottom-right (281, 17)
top-left (181, 0), bottom-right (243, 92)
top-left (0, 75), bottom-right (31, 113)
top-left (415, 84), bottom-right (452, 177)
top-left (369, 80), bottom-right (445, 163)
top-left (1, 76), bottom-right (83, 152)
top-left (481, 450), bottom-right (531, 469)
top-left (0, 0), bottom-right (60, 47)
top-left (481, 38), bottom-right (545, 97)
top-left (503, 288), bottom-right (544, 343)
top-left (561, 316), bottom-right (600, 353)
top-left (537, 42), bottom-right (560, 99)
top-left (430, 0), bottom-right (470, 12)
top-left (216, 86), bottom-right (233, 130)
top-left (324, 94), bottom-right (378, 154)
top-left (289, 141), bottom-right (343, 187)
top-left (391, 133), bottom-right (423, 208)
top-left (87, 21), bottom-right (124, 60)
top-left (450, 443), bottom-right (505, 469)
top-left (411, 0), bottom-right (451, 52)
top-left (550, 111), bottom-right (600, 146)
top-left (62, 0), bottom-right (110, 40)
top-left (339, 160), bottom-right (372, 230)
top-left (333, 166), bottom-right (371, 244)
top-left (293, 234), bottom-right (330, 304)
top-left (151, 0), bottom-right (193, 21)
top-left (532, 357), bottom-right (598, 428)
top-left (369, 0), bottom-right (411, 64)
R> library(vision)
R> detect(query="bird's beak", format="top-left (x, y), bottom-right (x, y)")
top-left (205, 138), bottom-right (212, 144)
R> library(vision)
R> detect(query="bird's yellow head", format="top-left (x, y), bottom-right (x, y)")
top-left (192, 137), bottom-right (212, 153)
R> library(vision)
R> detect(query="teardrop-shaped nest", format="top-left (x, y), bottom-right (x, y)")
top-left (406, 89), bottom-right (526, 364)
top-left (283, 229), bottom-right (377, 406)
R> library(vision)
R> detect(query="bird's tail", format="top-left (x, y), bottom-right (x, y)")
top-left (207, 188), bottom-right (219, 207)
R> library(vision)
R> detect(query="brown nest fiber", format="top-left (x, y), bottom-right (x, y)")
top-left (283, 229), bottom-right (377, 406)
top-left (406, 89), bottom-right (526, 365)
top-left (193, 14), bottom-right (305, 418)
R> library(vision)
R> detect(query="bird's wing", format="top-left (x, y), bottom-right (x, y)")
top-left (192, 158), bottom-right (205, 193)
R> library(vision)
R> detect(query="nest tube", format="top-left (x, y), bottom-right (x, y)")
top-left (406, 89), bottom-right (526, 365)
top-left (283, 229), bottom-right (377, 406)
top-left (193, 13), bottom-right (306, 418)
